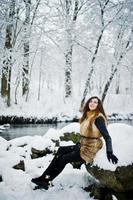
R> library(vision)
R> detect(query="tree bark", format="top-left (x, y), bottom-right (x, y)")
top-left (101, 66), bottom-right (117, 103)
top-left (38, 48), bottom-right (43, 101)
top-left (1, 0), bottom-right (15, 106)
top-left (22, 0), bottom-right (31, 96)
top-left (64, 0), bottom-right (79, 98)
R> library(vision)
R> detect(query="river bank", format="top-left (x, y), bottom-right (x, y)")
top-left (0, 112), bottom-right (133, 125)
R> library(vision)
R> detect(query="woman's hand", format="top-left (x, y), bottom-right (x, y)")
top-left (107, 151), bottom-right (118, 164)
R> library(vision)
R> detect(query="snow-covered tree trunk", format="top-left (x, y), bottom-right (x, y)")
top-left (38, 48), bottom-right (43, 101)
top-left (64, 0), bottom-right (73, 98)
top-left (115, 71), bottom-right (120, 94)
top-left (22, 0), bottom-right (31, 96)
top-left (101, 26), bottom-right (132, 103)
top-left (80, 28), bottom-right (104, 108)
top-left (1, 0), bottom-right (15, 106)
top-left (130, 70), bottom-right (133, 96)
top-left (101, 65), bottom-right (117, 103)
top-left (80, 0), bottom-right (107, 108)
top-left (64, 0), bottom-right (78, 98)
top-left (24, 0), bottom-right (42, 102)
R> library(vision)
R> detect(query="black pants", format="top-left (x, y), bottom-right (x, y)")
top-left (39, 143), bottom-right (84, 181)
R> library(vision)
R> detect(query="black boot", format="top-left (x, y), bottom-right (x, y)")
top-left (31, 177), bottom-right (50, 190)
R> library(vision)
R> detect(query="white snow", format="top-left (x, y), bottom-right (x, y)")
top-left (94, 123), bottom-right (133, 170)
top-left (0, 122), bottom-right (133, 200)
top-left (0, 137), bottom-right (8, 151)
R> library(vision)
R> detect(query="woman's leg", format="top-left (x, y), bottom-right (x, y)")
top-left (47, 145), bottom-right (84, 181)
top-left (31, 144), bottom-right (84, 189)
top-left (31, 145), bottom-right (78, 188)
top-left (39, 145), bottom-right (77, 180)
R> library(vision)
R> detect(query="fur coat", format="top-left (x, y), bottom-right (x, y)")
top-left (80, 111), bottom-right (107, 163)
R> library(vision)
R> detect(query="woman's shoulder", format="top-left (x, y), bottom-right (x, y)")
top-left (95, 115), bottom-right (104, 122)
top-left (96, 113), bottom-right (107, 125)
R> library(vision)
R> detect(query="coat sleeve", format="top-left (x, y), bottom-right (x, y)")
top-left (95, 116), bottom-right (113, 153)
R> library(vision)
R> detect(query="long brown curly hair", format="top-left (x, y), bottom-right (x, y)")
top-left (79, 96), bottom-right (107, 126)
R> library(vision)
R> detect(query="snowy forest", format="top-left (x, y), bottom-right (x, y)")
top-left (0, 0), bottom-right (133, 120)
top-left (0, 1), bottom-right (133, 199)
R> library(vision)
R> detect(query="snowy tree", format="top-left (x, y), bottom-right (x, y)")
top-left (101, 25), bottom-right (133, 102)
top-left (0, 0), bottom-right (133, 112)
top-left (64, 0), bottom-right (79, 98)
top-left (22, 0), bottom-right (31, 96)
top-left (22, 0), bottom-right (41, 97)
top-left (1, 0), bottom-right (15, 106)
top-left (80, 0), bottom-right (124, 108)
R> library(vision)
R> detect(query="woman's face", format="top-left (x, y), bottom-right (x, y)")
top-left (88, 98), bottom-right (98, 111)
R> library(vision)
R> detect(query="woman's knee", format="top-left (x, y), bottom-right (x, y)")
top-left (56, 145), bottom-right (75, 158)
top-left (56, 146), bottom-right (64, 155)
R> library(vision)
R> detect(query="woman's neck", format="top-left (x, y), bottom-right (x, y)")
top-left (86, 110), bottom-right (99, 117)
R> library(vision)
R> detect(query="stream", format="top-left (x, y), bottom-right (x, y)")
top-left (0, 120), bottom-right (133, 141)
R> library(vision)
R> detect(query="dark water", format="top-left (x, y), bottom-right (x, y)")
top-left (0, 122), bottom-right (70, 141)
top-left (0, 120), bottom-right (133, 141)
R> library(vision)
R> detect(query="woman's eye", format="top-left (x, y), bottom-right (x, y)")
top-left (93, 101), bottom-right (98, 104)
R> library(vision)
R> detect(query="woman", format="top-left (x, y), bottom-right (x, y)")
top-left (31, 96), bottom-right (118, 190)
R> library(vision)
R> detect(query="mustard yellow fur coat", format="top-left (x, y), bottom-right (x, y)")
top-left (80, 111), bottom-right (107, 163)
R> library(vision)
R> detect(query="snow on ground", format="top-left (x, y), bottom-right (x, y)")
top-left (0, 122), bottom-right (133, 200)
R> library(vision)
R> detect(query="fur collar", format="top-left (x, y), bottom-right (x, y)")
top-left (86, 111), bottom-right (99, 118)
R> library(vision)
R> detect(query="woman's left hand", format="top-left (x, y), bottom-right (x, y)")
top-left (107, 152), bottom-right (118, 164)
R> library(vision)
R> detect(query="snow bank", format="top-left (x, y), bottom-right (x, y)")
top-left (94, 123), bottom-right (133, 170)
